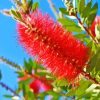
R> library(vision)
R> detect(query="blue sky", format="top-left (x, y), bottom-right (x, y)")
top-left (0, 0), bottom-right (100, 100)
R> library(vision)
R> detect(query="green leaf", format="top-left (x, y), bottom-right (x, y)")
top-left (22, 84), bottom-right (31, 97)
top-left (28, 91), bottom-right (35, 100)
top-left (81, 1), bottom-right (92, 18)
top-left (32, 2), bottom-right (39, 11)
top-left (10, 9), bottom-right (22, 21)
top-left (76, 0), bottom-right (79, 8)
top-left (16, 11), bottom-right (22, 20)
top-left (93, 93), bottom-right (100, 100)
top-left (87, 3), bottom-right (98, 27)
top-left (65, 25), bottom-right (82, 32)
top-left (75, 80), bottom-right (91, 96)
top-left (27, 0), bottom-right (33, 8)
top-left (74, 33), bottom-right (86, 39)
top-left (47, 91), bottom-right (61, 97)
top-left (10, 9), bottom-right (17, 18)
top-left (3, 95), bottom-right (13, 98)
top-left (87, 48), bottom-right (100, 72)
top-left (38, 91), bottom-right (60, 99)
top-left (59, 8), bottom-right (69, 15)
top-left (37, 69), bottom-right (49, 76)
top-left (66, 89), bottom-right (76, 97)
top-left (53, 79), bottom-right (68, 87)
top-left (66, 79), bottom-right (91, 97)
top-left (87, 41), bottom-right (97, 53)
top-left (58, 18), bottom-right (76, 26)
top-left (58, 18), bottom-right (82, 32)
top-left (16, 71), bottom-right (24, 77)
top-left (78, 0), bottom-right (85, 15)
top-left (24, 58), bottom-right (34, 74)
top-left (38, 92), bottom-right (48, 99)
top-left (83, 37), bottom-right (91, 44)
top-left (19, 78), bottom-right (32, 85)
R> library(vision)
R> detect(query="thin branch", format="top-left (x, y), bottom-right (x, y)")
top-left (82, 71), bottom-right (100, 85)
top-left (75, 14), bottom-right (98, 45)
top-left (47, 0), bottom-right (59, 19)
top-left (0, 56), bottom-right (22, 70)
top-left (0, 81), bottom-right (18, 96)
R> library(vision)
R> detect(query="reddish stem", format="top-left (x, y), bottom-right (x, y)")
top-left (81, 71), bottom-right (100, 85)
top-left (75, 15), bottom-right (98, 45)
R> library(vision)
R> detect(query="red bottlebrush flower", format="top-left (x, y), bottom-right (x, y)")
top-left (17, 10), bottom-right (89, 82)
top-left (90, 16), bottom-right (100, 37)
top-left (29, 79), bottom-right (52, 93)
top-left (18, 74), bottom-right (52, 94)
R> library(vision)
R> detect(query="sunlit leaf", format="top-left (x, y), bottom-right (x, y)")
top-left (32, 2), bottom-right (39, 11)
top-left (81, 1), bottom-right (92, 18)
top-left (59, 8), bottom-right (69, 15)
top-left (58, 18), bottom-right (82, 32)
top-left (87, 48), bottom-right (100, 73)
top-left (78, 0), bottom-right (85, 15)
top-left (87, 3), bottom-right (98, 27)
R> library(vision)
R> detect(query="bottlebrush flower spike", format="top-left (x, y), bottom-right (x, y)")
top-left (18, 74), bottom-right (52, 94)
top-left (29, 79), bottom-right (52, 93)
top-left (17, 10), bottom-right (89, 82)
top-left (90, 16), bottom-right (100, 37)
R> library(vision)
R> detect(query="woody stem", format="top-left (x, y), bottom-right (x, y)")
top-left (81, 71), bottom-right (100, 85)
top-left (75, 15), bottom-right (98, 45)
top-left (0, 81), bottom-right (19, 96)
top-left (0, 56), bottom-right (22, 70)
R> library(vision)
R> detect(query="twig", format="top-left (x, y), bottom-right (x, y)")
top-left (82, 71), bottom-right (100, 85)
top-left (0, 56), bottom-right (22, 70)
top-left (0, 81), bottom-right (18, 96)
top-left (47, 0), bottom-right (59, 19)
top-left (75, 15), bottom-right (98, 45)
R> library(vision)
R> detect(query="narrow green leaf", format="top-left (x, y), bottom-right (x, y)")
top-left (58, 18), bottom-right (76, 26)
top-left (87, 48), bottom-right (100, 72)
top-left (32, 2), bottom-right (39, 11)
top-left (24, 59), bottom-right (33, 74)
top-left (58, 18), bottom-right (82, 32)
top-left (87, 41), bottom-right (97, 53)
top-left (3, 95), bottom-right (13, 98)
top-left (59, 8), bottom-right (69, 15)
top-left (74, 33), bottom-right (86, 39)
top-left (54, 79), bottom-right (68, 87)
top-left (87, 3), bottom-right (98, 27)
top-left (19, 78), bottom-right (32, 85)
top-left (78, 0), bottom-right (85, 15)
top-left (66, 89), bottom-right (76, 97)
top-left (75, 80), bottom-right (91, 96)
top-left (22, 84), bottom-right (31, 97)
top-left (47, 91), bottom-right (61, 97)
top-left (16, 71), bottom-right (24, 77)
top-left (66, 79), bottom-right (91, 97)
top-left (76, 0), bottom-right (79, 9)
top-left (83, 37), bottom-right (91, 44)
top-left (16, 11), bottom-right (22, 20)
top-left (10, 9), bottom-right (22, 21)
top-left (28, 0), bottom-right (33, 8)
top-left (65, 25), bottom-right (82, 32)
top-left (28, 91), bottom-right (35, 100)
top-left (81, 1), bottom-right (92, 18)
